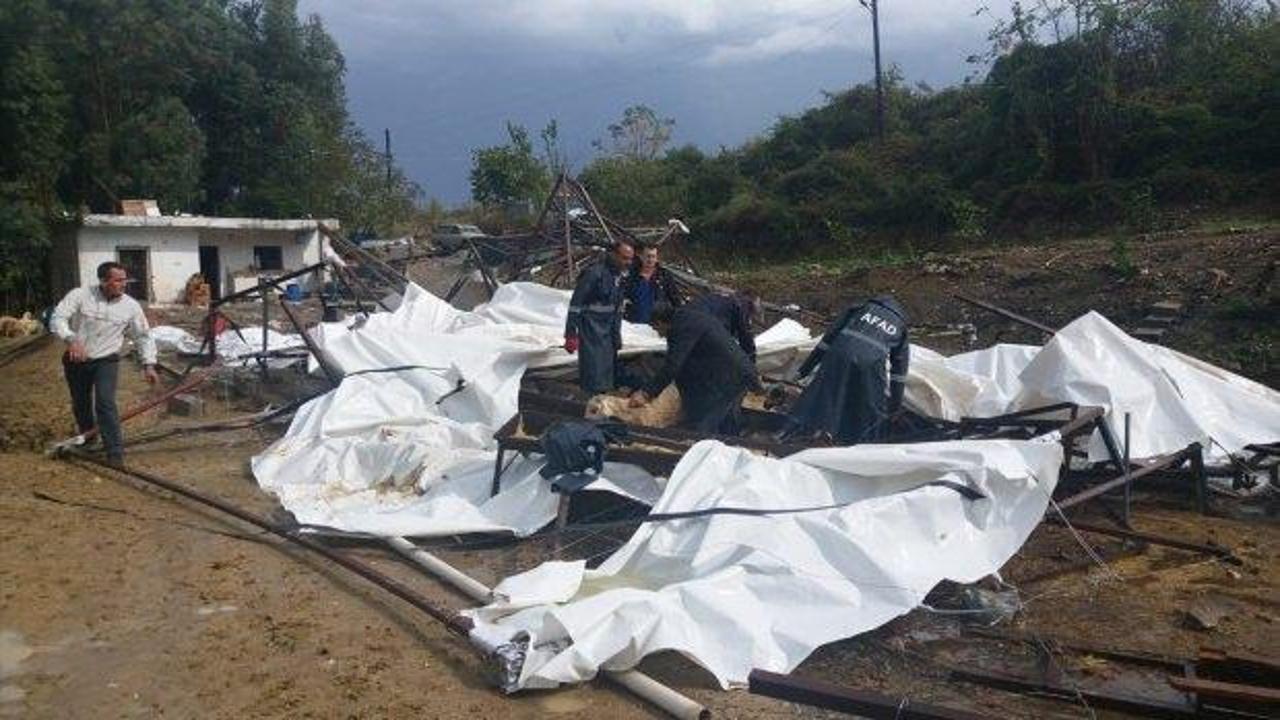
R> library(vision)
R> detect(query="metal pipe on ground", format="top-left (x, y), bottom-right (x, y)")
top-left (47, 369), bottom-right (214, 455)
top-left (384, 536), bottom-right (711, 720)
top-left (1043, 516), bottom-right (1237, 562)
top-left (65, 453), bottom-right (472, 637)
top-left (0, 332), bottom-right (52, 368)
top-left (951, 292), bottom-right (1057, 336)
top-left (277, 296), bottom-right (343, 386)
top-left (748, 669), bottom-right (984, 719)
top-left (57, 450), bottom-right (707, 719)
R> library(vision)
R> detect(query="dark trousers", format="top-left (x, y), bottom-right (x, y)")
top-left (683, 387), bottom-right (747, 437)
top-left (63, 354), bottom-right (122, 457)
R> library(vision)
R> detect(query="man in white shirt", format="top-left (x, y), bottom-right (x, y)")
top-left (50, 261), bottom-right (159, 465)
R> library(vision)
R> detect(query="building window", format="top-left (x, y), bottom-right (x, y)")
top-left (254, 245), bottom-right (283, 271)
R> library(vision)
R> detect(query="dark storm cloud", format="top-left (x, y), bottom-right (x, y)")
top-left (298, 1), bottom-right (1007, 202)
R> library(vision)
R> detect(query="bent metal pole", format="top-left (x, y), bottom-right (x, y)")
top-left (65, 453), bottom-right (708, 718)
top-left (67, 453), bottom-right (473, 636)
top-left (60, 454), bottom-right (531, 698)
top-left (48, 368), bottom-right (213, 455)
top-left (384, 537), bottom-right (710, 720)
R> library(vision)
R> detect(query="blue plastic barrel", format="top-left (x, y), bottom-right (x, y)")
top-left (285, 283), bottom-right (302, 301)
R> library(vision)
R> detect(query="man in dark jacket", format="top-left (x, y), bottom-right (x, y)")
top-left (784, 295), bottom-right (910, 444)
top-left (621, 243), bottom-right (682, 323)
top-left (565, 240), bottom-right (634, 393)
top-left (629, 302), bottom-right (762, 435)
top-left (688, 291), bottom-right (758, 363)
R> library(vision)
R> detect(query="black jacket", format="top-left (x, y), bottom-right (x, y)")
top-left (688, 293), bottom-right (756, 361)
top-left (645, 307), bottom-right (762, 431)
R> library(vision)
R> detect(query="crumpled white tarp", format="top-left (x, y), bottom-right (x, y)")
top-left (1016, 312), bottom-right (1280, 462)
top-left (467, 437), bottom-right (1064, 689)
top-left (151, 324), bottom-right (306, 368)
top-left (244, 278), bottom-right (1279, 692)
top-left (253, 282), bottom-right (818, 536)
top-left (905, 343), bottom-right (1039, 421)
top-left (904, 313), bottom-right (1278, 461)
top-left (250, 367), bottom-right (661, 535)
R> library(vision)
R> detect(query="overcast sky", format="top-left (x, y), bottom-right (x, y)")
top-left (297, 0), bottom-right (1011, 204)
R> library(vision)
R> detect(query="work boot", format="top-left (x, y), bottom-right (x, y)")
top-left (105, 454), bottom-right (125, 469)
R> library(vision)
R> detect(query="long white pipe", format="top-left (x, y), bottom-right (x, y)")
top-left (384, 536), bottom-right (709, 720)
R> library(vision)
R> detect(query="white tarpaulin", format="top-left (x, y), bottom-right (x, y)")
top-left (252, 282), bottom-right (816, 536)
top-left (905, 343), bottom-right (1039, 421)
top-left (903, 312), bottom-right (1279, 461)
top-left (151, 324), bottom-right (306, 368)
top-left (467, 437), bottom-right (1064, 689)
top-left (1015, 312), bottom-right (1280, 462)
top-left (241, 278), bottom-right (1278, 692)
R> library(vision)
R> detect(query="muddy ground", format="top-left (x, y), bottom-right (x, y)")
top-left (1, 228), bottom-right (1277, 719)
top-left (714, 226), bottom-right (1279, 387)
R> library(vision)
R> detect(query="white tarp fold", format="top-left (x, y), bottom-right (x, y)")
top-left (151, 324), bottom-right (306, 368)
top-left (903, 312), bottom-right (1279, 461)
top-left (1015, 312), bottom-right (1280, 461)
top-left (467, 437), bottom-right (1064, 689)
top-left (253, 282), bottom-right (814, 536)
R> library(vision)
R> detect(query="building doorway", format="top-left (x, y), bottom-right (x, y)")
top-left (116, 247), bottom-right (150, 302)
top-left (199, 245), bottom-right (221, 301)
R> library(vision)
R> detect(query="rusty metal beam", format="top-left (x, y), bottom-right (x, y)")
top-left (65, 453), bottom-right (473, 638)
top-left (948, 664), bottom-right (1196, 717)
top-left (1167, 676), bottom-right (1280, 705)
top-left (277, 297), bottom-right (343, 386)
top-left (211, 262), bottom-right (327, 308)
top-left (1043, 516), bottom-right (1237, 562)
top-left (962, 627), bottom-right (1185, 671)
top-left (952, 292), bottom-right (1056, 336)
top-left (1056, 446), bottom-right (1193, 510)
top-left (319, 223), bottom-right (408, 288)
top-left (748, 669), bottom-right (985, 720)
top-left (1199, 648), bottom-right (1280, 678)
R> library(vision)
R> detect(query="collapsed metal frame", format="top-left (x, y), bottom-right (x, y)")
top-left (424, 175), bottom-right (832, 330)
top-left (66, 237), bottom-right (1263, 718)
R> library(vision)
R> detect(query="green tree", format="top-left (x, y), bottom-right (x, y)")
top-left (469, 123), bottom-right (550, 207)
top-left (596, 105), bottom-right (675, 160)
top-left (0, 0), bottom-right (69, 310)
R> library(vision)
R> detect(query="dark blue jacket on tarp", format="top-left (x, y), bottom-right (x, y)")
top-left (788, 295), bottom-right (910, 444)
top-left (566, 260), bottom-right (625, 394)
top-left (538, 419), bottom-right (630, 493)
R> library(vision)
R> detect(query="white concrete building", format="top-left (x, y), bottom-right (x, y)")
top-left (50, 215), bottom-right (339, 304)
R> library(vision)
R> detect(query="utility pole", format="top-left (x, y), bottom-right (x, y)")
top-left (384, 128), bottom-right (393, 189)
top-left (861, 0), bottom-right (885, 140)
